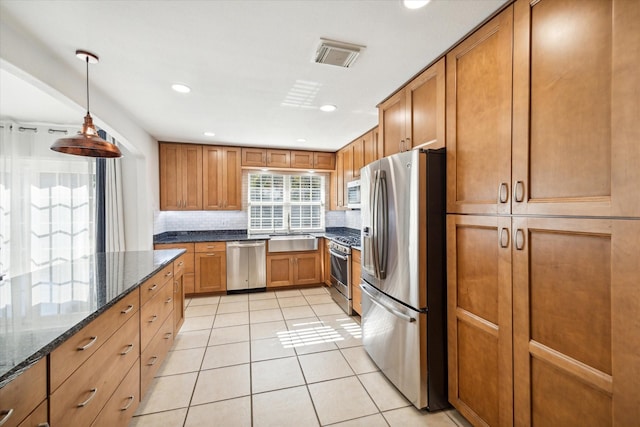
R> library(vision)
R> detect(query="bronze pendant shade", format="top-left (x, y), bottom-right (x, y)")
top-left (51, 50), bottom-right (122, 158)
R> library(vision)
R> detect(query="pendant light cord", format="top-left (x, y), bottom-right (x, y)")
top-left (86, 56), bottom-right (90, 114)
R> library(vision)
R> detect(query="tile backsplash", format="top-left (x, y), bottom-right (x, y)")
top-left (155, 209), bottom-right (353, 235)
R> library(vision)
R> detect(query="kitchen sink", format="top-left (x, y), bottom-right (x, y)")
top-left (268, 234), bottom-right (318, 253)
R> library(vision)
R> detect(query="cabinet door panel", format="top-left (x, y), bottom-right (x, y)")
top-left (291, 151), bottom-right (314, 169)
top-left (380, 91), bottom-right (405, 158)
top-left (267, 149), bottom-right (290, 168)
top-left (182, 145), bottom-right (202, 210)
top-left (512, 0), bottom-right (639, 217)
top-left (203, 146), bottom-right (222, 209)
top-left (195, 252), bottom-right (226, 293)
top-left (159, 143), bottom-right (181, 210)
top-left (446, 7), bottom-right (513, 215)
top-left (352, 140), bottom-right (363, 179)
top-left (223, 148), bottom-right (242, 210)
top-left (267, 255), bottom-right (293, 287)
top-left (294, 253), bottom-right (320, 285)
top-left (362, 130), bottom-right (377, 167)
top-left (242, 148), bottom-right (266, 166)
top-left (407, 57), bottom-right (445, 150)
top-left (313, 152), bottom-right (335, 170)
top-left (447, 214), bottom-right (512, 426)
top-left (512, 217), bottom-right (639, 426)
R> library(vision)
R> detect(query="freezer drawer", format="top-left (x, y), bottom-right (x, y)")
top-left (226, 241), bottom-right (266, 291)
top-left (360, 283), bottom-right (428, 409)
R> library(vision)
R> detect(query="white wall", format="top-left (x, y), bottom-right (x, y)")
top-left (0, 17), bottom-right (159, 250)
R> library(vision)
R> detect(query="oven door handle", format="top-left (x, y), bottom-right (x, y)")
top-left (329, 250), bottom-right (349, 261)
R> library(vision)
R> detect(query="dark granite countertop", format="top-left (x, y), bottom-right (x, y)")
top-left (154, 227), bottom-right (362, 250)
top-left (0, 249), bottom-right (184, 386)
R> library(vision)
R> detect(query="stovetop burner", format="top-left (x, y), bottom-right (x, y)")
top-left (332, 235), bottom-right (361, 247)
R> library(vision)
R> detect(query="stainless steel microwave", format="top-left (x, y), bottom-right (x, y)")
top-left (347, 180), bottom-right (361, 209)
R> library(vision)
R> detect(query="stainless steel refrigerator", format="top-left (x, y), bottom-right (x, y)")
top-left (360, 148), bottom-right (448, 410)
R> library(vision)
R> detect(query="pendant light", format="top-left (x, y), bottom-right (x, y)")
top-left (51, 50), bottom-right (122, 158)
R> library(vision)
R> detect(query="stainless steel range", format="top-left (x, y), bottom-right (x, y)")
top-left (328, 235), bottom-right (360, 315)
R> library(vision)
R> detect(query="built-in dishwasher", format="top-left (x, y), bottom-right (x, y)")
top-left (226, 240), bottom-right (266, 292)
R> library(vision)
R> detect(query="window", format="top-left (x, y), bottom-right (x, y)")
top-left (248, 173), bottom-right (324, 233)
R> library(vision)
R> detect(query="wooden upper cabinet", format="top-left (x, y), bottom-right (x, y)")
top-left (362, 128), bottom-right (378, 168)
top-left (266, 149), bottom-right (290, 168)
top-left (379, 90), bottom-right (406, 158)
top-left (291, 150), bottom-right (314, 169)
top-left (512, 0), bottom-right (639, 218)
top-left (313, 152), bottom-right (336, 170)
top-left (446, 7), bottom-right (513, 215)
top-left (159, 143), bottom-right (202, 211)
top-left (332, 150), bottom-right (346, 210)
top-left (352, 138), bottom-right (363, 179)
top-left (342, 145), bottom-right (353, 188)
top-left (203, 146), bottom-right (242, 210)
top-left (379, 58), bottom-right (445, 158)
top-left (241, 147), bottom-right (266, 166)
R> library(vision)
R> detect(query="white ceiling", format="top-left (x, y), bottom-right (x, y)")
top-left (0, 0), bottom-right (507, 151)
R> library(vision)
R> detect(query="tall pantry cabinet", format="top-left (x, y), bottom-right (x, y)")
top-left (446, 1), bottom-right (640, 426)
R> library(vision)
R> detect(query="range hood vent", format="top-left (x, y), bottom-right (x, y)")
top-left (314, 38), bottom-right (364, 68)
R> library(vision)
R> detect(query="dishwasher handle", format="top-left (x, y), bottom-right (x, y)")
top-left (227, 241), bottom-right (266, 248)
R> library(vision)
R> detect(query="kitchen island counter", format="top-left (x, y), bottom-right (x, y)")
top-left (0, 249), bottom-right (184, 386)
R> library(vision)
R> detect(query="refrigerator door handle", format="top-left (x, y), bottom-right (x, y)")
top-left (372, 170), bottom-right (381, 278)
top-left (378, 170), bottom-right (388, 279)
top-left (361, 284), bottom-right (415, 323)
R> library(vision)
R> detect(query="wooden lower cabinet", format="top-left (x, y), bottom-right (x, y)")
top-left (447, 214), bottom-right (513, 427)
top-left (49, 312), bottom-right (140, 427)
top-left (140, 315), bottom-right (174, 397)
top-left (324, 239), bottom-right (331, 286)
top-left (267, 251), bottom-right (321, 287)
top-left (0, 357), bottom-right (47, 427)
top-left (154, 244), bottom-right (195, 294)
top-left (195, 244), bottom-right (227, 293)
top-left (351, 249), bottom-right (362, 315)
top-left (17, 399), bottom-right (47, 427)
top-left (448, 214), bottom-right (640, 426)
top-left (91, 361), bottom-right (140, 427)
top-left (512, 217), bottom-right (639, 427)
top-left (140, 280), bottom-right (174, 351)
top-left (174, 274), bottom-right (185, 334)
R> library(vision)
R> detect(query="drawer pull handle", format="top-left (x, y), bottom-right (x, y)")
top-left (37, 423), bottom-right (50, 427)
top-left (515, 229), bottom-right (525, 250)
top-left (165, 297), bottom-right (173, 304)
top-left (149, 315), bottom-right (158, 323)
top-left (206, 253), bottom-right (216, 256)
top-left (513, 180), bottom-right (525, 203)
top-left (148, 356), bottom-right (158, 366)
top-left (77, 336), bottom-right (98, 351)
top-left (164, 332), bottom-right (173, 340)
top-left (165, 271), bottom-right (172, 277)
top-left (149, 284), bottom-right (158, 291)
top-left (499, 228), bottom-right (509, 248)
top-left (0, 409), bottom-right (14, 426)
top-left (120, 343), bottom-right (134, 355)
top-left (120, 396), bottom-right (135, 411)
top-left (77, 388), bottom-right (98, 407)
top-left (178, 261), bottom-right (184, 266)
top-left (121, 305), bottom-right (134, 314)
top-left (498, 183), bottom-right (509, 203)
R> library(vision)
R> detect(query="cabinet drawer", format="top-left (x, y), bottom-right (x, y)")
top-left (0, 358), bottom-right (46, 427)
top-left (50, 313), bottom-right (139, 427)
top-left (91, 360), bottom-right (140, 427)
top-left (195, 241), bottom-right (225, 253)
top-left (141, 265), bottom-right (174, 306)
top-left (16, 398), bottom-right (47, 427)
top-left (154, 243), bottom-right (194, 254)
top-left (140, 282), bottom-right (174, 351)
top-left (50, 289), bottom-right (139, 392)
top-left (140, 315), bottom-right (174, 396)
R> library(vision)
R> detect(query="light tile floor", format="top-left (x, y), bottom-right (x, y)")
top-left (130, 286), bottom-right (472, 427)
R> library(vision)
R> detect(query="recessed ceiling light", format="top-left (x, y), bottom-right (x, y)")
top-left (296, 138), bottom-right (307, 143)
top-left (203, 132), bottom-right (216, 137)
top-left (171, 83), bottom-right (191, 93)
top-left (320, 104), bottom-right (337, 112)
top-left (403, 0), bottom-right (431, 9)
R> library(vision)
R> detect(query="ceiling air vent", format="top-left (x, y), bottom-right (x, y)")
top-left (315, 38), bottom-right (364, 68)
